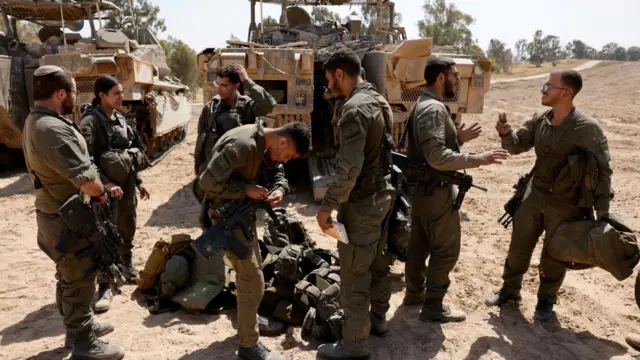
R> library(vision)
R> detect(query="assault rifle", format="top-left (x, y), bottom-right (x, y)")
top-left (391, 151), bottom-right (487, 210)
top-left (193, 198), bottom-right (284, 260)
top-left (56, 194), bottom-right (127, 292)
top-left (498, 171), bottom-right (533, 229)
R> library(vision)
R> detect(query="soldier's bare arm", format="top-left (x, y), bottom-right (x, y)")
top-left (321, 107), bottom-right (368, 211)
top-left (198, 142), bottom-right (250, 200)
top-left (499, 113), bottom-right (536, 155)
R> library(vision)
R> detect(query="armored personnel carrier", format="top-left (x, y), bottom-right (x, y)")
top-left (0, 0), bottom-right (192, 169)
top-left (197, 1), bottom-right (491, 200)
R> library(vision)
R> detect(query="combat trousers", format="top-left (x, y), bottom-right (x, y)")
top-left (214, 212), bottom-right (264, 348)
top-left (36, 210), bottom-right (97, 335)
top-left (336, 195), bottom-right (393, 354)
top-left (98, 174), bottom-right (138, 285)
top-left (405, 186), bottom-right (461, 301)
top-left (501, 185), bottom-right (584, 303)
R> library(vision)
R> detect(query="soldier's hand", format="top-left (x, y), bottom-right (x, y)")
top-left (495, 113), bottom-right (511, 136)
top-left (316, 207), bottom-right (335, 232)
top-left (457, 122), bottom-right (482, 145)
top-left (245, 184), bottom-right (268, 200)
top-left (105, 183), bottom-right (123, 199)
top-left (477, 149), bottom-right (510, 165)
top-left (137, 184), bottom-right (150, 200)
top-left (231, 64), bottom-right (249, 82)
top-left (266, 189), bottom-right (284, 207)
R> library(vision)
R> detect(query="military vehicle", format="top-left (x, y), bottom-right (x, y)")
top-left (0, 0), bottom-right (192, 169)
top-left (197, 0), bottom-right (491, 200)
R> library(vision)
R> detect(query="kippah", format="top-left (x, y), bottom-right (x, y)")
top-left (34, 65), bottom-right (63, 76)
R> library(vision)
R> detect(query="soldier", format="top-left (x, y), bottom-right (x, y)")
top-left (315, 47), bottom-right (395, 360)
top-left (79, 75), bottom-right (151, 312)
top-left (485, 69), bottom-right (613, 321)
top-left (198, 120), bottom-right (310, 360)
top-left (193, 64), bottom-right (277, 203)
top-left (401, 58), bottom-right (508, 323)
top-left (22, 65), bottom-right (124, 359)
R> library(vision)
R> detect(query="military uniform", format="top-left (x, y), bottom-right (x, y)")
top-left (80, 106), bottom-right (146, 281)
top-left (197, 121), bottom-right (289, 352)
top-left (493, 107), bottom-right (613, 314)
top-left (193, 79), bottom-right (276, 202)
top-left (23, 104), bottom-right (121, 357)
top-left (318, 82), bottom-right (395, 358)
top-left (403, 89), bottom-right (483, 320)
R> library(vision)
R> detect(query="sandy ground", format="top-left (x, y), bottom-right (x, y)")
top-left (2, 61), bottom-right (640, 360)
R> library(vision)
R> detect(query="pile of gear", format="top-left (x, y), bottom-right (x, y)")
top-left (131, 206), bottom-right (407, 342)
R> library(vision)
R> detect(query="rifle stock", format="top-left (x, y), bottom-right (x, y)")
top-left (391, 151), bottom-right (486, 210)
top-left (498, 172), bottom-right (533, 228)
top-left (192, 198), bottom-right (284, 260)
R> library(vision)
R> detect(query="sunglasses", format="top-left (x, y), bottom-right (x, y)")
top-left (541, 83), bottom-right (567, 93)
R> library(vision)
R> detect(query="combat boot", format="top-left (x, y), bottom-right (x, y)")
top-left (94, 284), bottom-right (113, 314)
top-left (237, 341), bottom-right (284, 360)
top-left (317, 342), bottom-right (371, 360)
top-left (402, 291), bottom-right (425, 307)
top-left (626, 333), bottom-right (640, 351)
top-left (419, 298), bottom-right (466, 323)
top-left (121, 255), bottom-right (138, 284)
top-left (65, 321), bottom-right (114, 349)
top-left (485, 288), bottom-right (521, 307)
top-left (258, 315), bottom-right (286, 336)
top-left (369, 312), bottom-right (389, 338)
top-left (533, 298), bottom-right (554, 322)
top-left (71, 330), bottom-right (124, 360)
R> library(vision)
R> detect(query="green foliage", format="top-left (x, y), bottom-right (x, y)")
top-left (160, 36), bottom-right (197, 89)
top-left (514, 39), bottom-right (528, 61)
top-left (526, 30), bottom-right (565, 66)
top-left (628, 46), bottom-right (640, 61)
top-left (487, 39), bottom-right (513, 73)
top-left (359, 4), bottom-right (403, 43)
top-left (105, 0), bottom-right (166, 34)
top-left (311, 7), bottom-right (342, 25)
top-left (418, 0), bottom-right (477, 53)
top-left (262, 16), bottom-right (278, 26)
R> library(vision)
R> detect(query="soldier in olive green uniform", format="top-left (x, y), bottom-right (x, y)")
top-left (80, 75), bottom-right (151, 313)
top-left (486, 70), bottom-right (613, 321)
top-left (193, 64), bottom-right (277, 203)
top-left (402, 58), bottom-right (508, 323)
top-left (315, 48), bottom-right (396, 360)
top-left (22, 66), bottom-right (125, 359)
top-left (197, 120), bottom-right (310, 360)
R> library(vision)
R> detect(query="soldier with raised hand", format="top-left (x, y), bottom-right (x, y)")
top-left (315, 47), bottom-right (396, 360)
top-left (22, 65), bottom-right (124, 359)
top-left (485, 69), bottom-right (613, 321)
top-left (401, 58), bottom-right (509, 323)
top-left (197, 120), bottom-right (310, 360)
top-left (193, 63), bottom-right (277, 202)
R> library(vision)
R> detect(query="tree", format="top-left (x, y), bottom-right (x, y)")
top-left (600, 42), bottom-right (619, 60)
top-left (359, 4), bottom-right (403, 43)
top-left (566, 39), bottom-right (589, 59)
top-left (542, 35), bottom-right (562, 63)
top-left (261, 15), bottom-right (278, 26)
top-left (160, 36), bottom-right (197, 89)
top-left (527, 30), bottom-right (545, 66)
top-left (418, 0), bottom-right (477, 53)
top-left (628, 46), bottom-right (640, 61)
top-left (614, 46), bottom-right (627, 61)
top-left (106, 0), bottom-right (166, 34)
top-left (500, 49), bottom-right (513, 73)
top-left (311, 7), bottom-right (342, 25)
top-left (487, 39), bottom-right (506, 60)
top-left (514, 39), bottom-right (528, 61)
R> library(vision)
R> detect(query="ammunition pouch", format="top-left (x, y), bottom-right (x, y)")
top-left (294, 267), bottom-right (341, 322)
top-left (276, 244), bottom-right (304, 283)
top-left (263, 208), bottom-right (315, 248)
top-left (302, 307), bottom-right (344, 342)
top-left (100, 149), bottom-right (135, 186)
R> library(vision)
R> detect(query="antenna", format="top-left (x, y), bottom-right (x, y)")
top-left (58, 0), bottom-right (67, 47)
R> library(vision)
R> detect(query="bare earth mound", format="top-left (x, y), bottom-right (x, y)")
top-left (1, 61), bottom-right (639, 360)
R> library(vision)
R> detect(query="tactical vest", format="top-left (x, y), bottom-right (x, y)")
top-left (82, 106), bottom-right (148, 186)
top-left (195, 95), bottom-right (252, 173)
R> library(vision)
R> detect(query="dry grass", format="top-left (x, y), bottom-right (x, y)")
top-left (493, 58), bottom-right (591, 79)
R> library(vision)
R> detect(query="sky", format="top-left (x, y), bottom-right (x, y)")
top-left (87, 0), bottom-right (639, 52)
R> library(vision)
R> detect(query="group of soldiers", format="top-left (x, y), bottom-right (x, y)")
top-left (21, 44), bottom-right (640, 360)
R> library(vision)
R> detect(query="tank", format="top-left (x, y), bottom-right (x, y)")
top-left (0, 0), bottom-right (192, 169)
top-left (197, 1), bottom-right (491, 200)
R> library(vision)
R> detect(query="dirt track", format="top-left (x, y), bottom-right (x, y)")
top-left (1, 61), bottom-right (640, 360)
